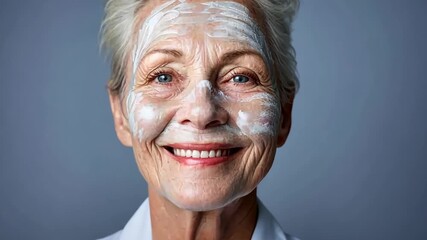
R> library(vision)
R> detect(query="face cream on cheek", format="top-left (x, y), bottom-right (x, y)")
top-left (134, 105), bottom-right (157, 142)
top-left (236, 110), bottom-right (251, 134)
top-left (126, 90), bottom-right (167, 143)
top-left (126, 91), bottom-right (143, 137)
top-left (235, 93), bottom-right (281, 136)
top-left (138, 105), bottom-right (156, 121)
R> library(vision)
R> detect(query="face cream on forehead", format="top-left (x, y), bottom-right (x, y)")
top-left (131, 0), bottom-right (271, 85)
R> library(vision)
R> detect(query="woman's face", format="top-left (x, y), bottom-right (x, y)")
top-left (111, 0), bottom-right (291, 211)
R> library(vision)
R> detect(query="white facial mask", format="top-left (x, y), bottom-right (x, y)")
top-left (126, 0), bottom-right (279, 142)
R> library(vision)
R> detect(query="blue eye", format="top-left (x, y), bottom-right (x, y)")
top-left (156, 74), bottom-right (172, 83)
top-left (232, 75), bottom-right (249, 83)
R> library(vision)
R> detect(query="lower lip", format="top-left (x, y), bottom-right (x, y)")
top-left (164, 149), bottom-right (234, 166)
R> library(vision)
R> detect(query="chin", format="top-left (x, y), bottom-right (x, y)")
top-left (171, 192), bottom-right (234, 212)
top-left (163, 182), bottom-right (255, 212)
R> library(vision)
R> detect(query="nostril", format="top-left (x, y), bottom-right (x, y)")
top-left (205, 120), bottom-right (223, 128)
top-left (180, 119), bottom-right (192, 125)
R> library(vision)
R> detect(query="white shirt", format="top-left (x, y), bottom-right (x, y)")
top-left (99, 198), bottom-right (299, 240)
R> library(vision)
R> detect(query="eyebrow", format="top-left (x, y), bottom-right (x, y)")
top-left (143, 48), bottom-right (183, 59)
top-left (220, 49), bottom-right (265, 63)
top-left (140, 48), bottom-right (264, 65)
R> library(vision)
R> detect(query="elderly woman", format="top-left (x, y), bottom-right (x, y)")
top-left (100, 0), bottom-right (299, 239)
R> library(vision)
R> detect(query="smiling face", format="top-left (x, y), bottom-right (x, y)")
top-left (109, 0), bottom-right (292, 211)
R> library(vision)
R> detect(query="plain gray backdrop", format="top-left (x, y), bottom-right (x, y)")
top-left (1, 0), bottom-right (426, 239)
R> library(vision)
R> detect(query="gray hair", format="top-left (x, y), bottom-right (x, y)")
top-left (100, 0), bottom-right (299, 102)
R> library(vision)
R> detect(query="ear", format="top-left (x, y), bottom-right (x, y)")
top-left (277, 97), bottom-right (293, 147)
top-left (108, 89), bottom-right (133, 147)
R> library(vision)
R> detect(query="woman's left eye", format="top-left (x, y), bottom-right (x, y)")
top-left (232, 75), bottom-right (250, 83)
top-left (156, 74), bottom-right (173, 83)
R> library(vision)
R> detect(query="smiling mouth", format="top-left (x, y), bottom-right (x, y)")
top-left (164, 145), bottom-right (242, 166)
top-left (167, 148), bottom-right (233, 158)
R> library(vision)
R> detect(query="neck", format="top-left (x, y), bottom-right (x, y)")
top-left (148, 188), bottom-right (258, 240)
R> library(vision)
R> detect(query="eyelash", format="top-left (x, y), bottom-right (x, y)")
top-left (146, 69), bottom-right (176, 86)
top-left (227, 69), bottom-right (259, 85)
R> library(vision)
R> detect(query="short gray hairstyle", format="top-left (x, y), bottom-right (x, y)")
top-left (100, 0), bottom-right (299, 102)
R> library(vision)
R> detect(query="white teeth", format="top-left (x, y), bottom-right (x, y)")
top-left (172, 148), bottom-right (232, 158)
top-left (186, 150), bottom-right (192, 157)
top-left (192, 150), bottom-right (200, 158)
top-left (200, 151), bottom-right (209, 158)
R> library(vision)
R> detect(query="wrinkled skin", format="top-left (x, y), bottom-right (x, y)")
top-left (109, 0), bottom-right (292, 239)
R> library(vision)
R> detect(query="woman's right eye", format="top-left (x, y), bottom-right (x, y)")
top-left (156, 73), bottom-right (173, 83)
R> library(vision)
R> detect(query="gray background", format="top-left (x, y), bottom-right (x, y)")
top-left (1, 0), bottom-right (426, 239)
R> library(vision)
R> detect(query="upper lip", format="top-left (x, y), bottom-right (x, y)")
top-left (166, 143), bottom-right (238, 150)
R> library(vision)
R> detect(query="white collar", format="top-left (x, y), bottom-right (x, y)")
top-left (102, 198), bottom-right (298, 240)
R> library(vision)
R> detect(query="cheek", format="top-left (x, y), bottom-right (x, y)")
top-left (231, 94), bottom-right (281, 185)
top-left (234, 95), bottom-right (281, 138)
top-left (127, 91), bottom-right (172, 143)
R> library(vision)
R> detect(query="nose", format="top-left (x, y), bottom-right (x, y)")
top-left (176, 80), bottom-right (228, 129)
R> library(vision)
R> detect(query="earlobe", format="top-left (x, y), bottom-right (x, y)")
top-left (108, 89), bottom-right (133, 147)
top-left (277, 99), bottom-right (293, 147)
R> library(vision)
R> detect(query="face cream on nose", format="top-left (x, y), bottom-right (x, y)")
top-left (197, 80), bottom-right (212, 91)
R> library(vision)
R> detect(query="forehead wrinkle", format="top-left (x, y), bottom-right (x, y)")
top-left (145, 48), bottom-right (182, 58)
top-left (134, 1), bottom-right (265, 53)
top-left (140, 48), bottom-right (183, 65)
top-left (141, 37), bottom-right (204, 67)
top-left (132, 0), bottom-right (271, 83)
